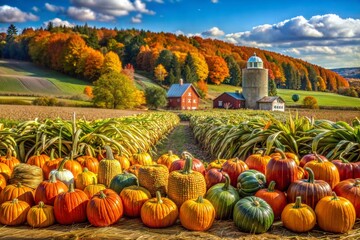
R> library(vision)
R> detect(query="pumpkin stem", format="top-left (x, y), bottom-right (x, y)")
top-left (267, 181), bottom-right (276, 192)
top-left (91, 177), bottom-right (97, 185)
top-left (222, 174), bottom-right (230, 191)
top-left (83, 167), bottom-right (89, 172)
top-left (104, 146), bottom-right (114, 160)
top-left (168, 150), bottom-right (173, 156)
top-left (68, 183), bottom-right (75, 193)
top-left (252, 200), bottom-right (260, 207)
top-left (99, 191), bottom-right (106, 199)
top-left (305, 167), bottom-right (315, 183)
top-left (49, 174), bottom-right (57, 183)
top-left (234, 157), bottom-right (239, 163)
top-left (16, 182), bottom-right (22, 188)
top-left (338, 152), bottom-right (349, 163)
top-left (196, 195), bottom-right (204, 203)
top-left (275, 148), bottom-right (286, 159)
top-left (181, 154), bottom-right (193, 174)
top-left (156, 191), bottom-right (163, 204)
top-left (354, 179), bottom-right (360, 187)
top-left (38, 201), bottom-right (45, 208)
top-left (314, 152), bottom-right (324, 163)
top-left (57, 157), bottom-right (68, 171)
top-left (294, 196), bottom-right (302, 208)
top-left (331, 192), bottom-right (339, 200)
top-left (12, 198), bottom-right (19, 204)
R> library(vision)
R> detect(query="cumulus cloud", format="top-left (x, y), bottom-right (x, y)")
top-left (0, 5), bottom-right (39, 23)
top-left (202, 27), bottom-right (225, 37)
top-left (211, 0), bottom-right (219, 3)
top-left (32, 6), bottom-right (39, 12)
top-left (67, 7), bottom-right (96, 21)
top-left (146, 0), bottom-right (164, 3)
top-left (45, 3), bottom-right (65, 13)
top-left (131, 14), bottom-right (142, 23)
top-left (43, 18), bottom-right (74, 28)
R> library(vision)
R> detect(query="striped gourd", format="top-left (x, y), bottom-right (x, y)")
top-left (98, 146), bottom-right (122, 187)
top-left (138, 164), bottom-right (169, 197)
top-left (168, 152), bottom-right (206, 207)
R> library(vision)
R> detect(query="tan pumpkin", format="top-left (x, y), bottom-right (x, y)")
top-left (27, 201), bottom-right (55, 228)
top-left (0, 198), bottom-right (30, 226)
top-left (75, 168), bottom-right (97, 190)
top-left (0, 148), bottom-right (20, 171)
top-left (180, 196), bottom-right (215, 231)
top-left (9, 163), bottom-right (44, 189)
top-left (138, 164), bottom-right (169, 197)
top-left (83, 178), bottom-right (106, 199)
top-left (98, 146), bottom-right (122, 187)
top-left (157, 150), bottom-right (180, 169)
top-left (0, 182), bottom-right (35, 206)
top-left (120, 181), bottom-right (151, 217)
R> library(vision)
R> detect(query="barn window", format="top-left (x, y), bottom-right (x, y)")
top-left (188, 92), bottom-right (192, 96)
top-left (188, 99), bottom-right (191, 103)
top-left (218, 101), bottom-right (223, 107)
top-left (193, 99), bottom-right (196, 103)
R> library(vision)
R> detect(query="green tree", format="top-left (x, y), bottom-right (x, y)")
top-left (182, 53), bottom-right (198, 83)
top-left (123, 35), bottom-right (145, 66)
top-left (6, 24), bottom-right (18, 42)
top-left (145, 86), bottom-right (168, 109)
top-left (307, 65), bottom-right (317, 91)
top-left (303, 96), bottom-right (319, 109)
top-left (292, 94), bottom-right (300, 102)
top-left (93, 72), bottom-right (142, 109)
top-left (156, 49), bottom-right (173, 72)
top-left (268, 79), bottom-right (277, 96)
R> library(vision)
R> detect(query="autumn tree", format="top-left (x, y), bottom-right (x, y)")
top-left (154, 64), bottom-right (168, 82)
top-left (93, 72), bottom-right (143, 109)
top-left (225, 55), bottom-right (241, 86)
top-left (316, 76), bottom-right (326, 92)
top-left (192, 53), bottom-right (209, 82)
top-left (206, 56), bottom-right (229, 85)
top-left (122, 63), bottom-right (135, 80)
top-left (303, 96), bottom-right (319, 109)
top-left (101, 51), bottom-right (122, 74)
top-left (145, 86), bottom-right (168, 109)
top-left (83, 48), bottom-right (104, 81)
top-left (83, 86), bottom-right (93, 98)
top-left (62, 34), bottom-right (87, 76)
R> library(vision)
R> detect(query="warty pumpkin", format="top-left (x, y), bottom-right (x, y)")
top-left (75, 168), bottom-right (97, 190)
top-left (98, 146), bottom-right (122, 187)
top-left (120, 180), bottom-right (151, 217)
top-left (140, 191), bottom-right (178, 228)
top-left (109, 171), bottom-right (137, 194)
top-left (27, 201), bottom-right (55, 228)
top-left (87, 189), bottom-right (123, 227)
top-left (138, 164), bottom-right (169, 197)
top-left (0, 148), bottom-right (20, 171)
top-left (0, 182), bottom-right (35, 206)
top-left (180, 196), bottom-right (215, 231)
top-left (34, 174), bottom-right (68, 205)
top-left (49, 157), bottom-right (74, 188)
top-left (167, 153), bottom-right (207, 207)
top-left (281, 196), bottom-right (316, 232)
top-left (237, 169), bottom-right (266, 197)
top-left (334, 178), bottom-right (360, 218)
top-left (255, 180), bottom-right (287, 219)
top-left (54, 183), bottom-right (89, 225)
top-left (0, 198), bottom-right (30, 226)
top-left (205, 174), bottom-right (240, 220)
top-left (245, 150), bottom-right (271, 174)
top-left (287, 167), bottom-right (332, 209)
top-left (222, 157), bottom-right (249, 187)
top-left (315, 192), bottom-right (356, 233)
top-left (157, 150), bottom-right (180, 169)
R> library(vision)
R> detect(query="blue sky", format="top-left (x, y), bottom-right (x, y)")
top-left (0, 0), bottom-right (359, 69)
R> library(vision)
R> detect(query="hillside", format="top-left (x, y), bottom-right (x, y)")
top-left (332, 67), bottom-right (360, 79)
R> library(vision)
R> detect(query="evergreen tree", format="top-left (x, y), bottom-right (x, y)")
top-left (86, 30), bottom-right (100, 49)
top-left (269, 79), bottom-right (277, 96)
top-left (123, 34), bottom-right (145, 66)
top-left (166, 69), bottom-right (177, 85)
top-left (225, 55), bottom-right (242, 86)
top-left (182, 53), bottom-right (197, 83)
top-left (6, 24), bottom-right (17, 42)
top-left (156, 49), bottom-right (173, 72)
top-left (145, 87), bottom-right (168, 109)
top-left (307, 65), bottom-right (317, 91)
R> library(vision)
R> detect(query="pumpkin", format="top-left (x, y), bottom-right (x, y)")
top-left (59, 152), bottom-right (83, 179)
top-left (140, 191), bottom-right (178, 228)
top-left (266, 149), bottom-right (298, 191)
top-left (0, 198), bottom-right (30, 226)
top-left (167, 154), bottom-right (206, 207)
top-left (157, 150), bottom-right (180, 169)
top-left (0, 162), bottom-right (11, 181)
top-left (304, 154), bottom-right (340, 189)
top-left (49, 158), bottom-right (74, 188)
top-left (34, 174), bottom-right (68, 205)
top-left (9, 163), bottom-right (44, 189)
top-left (42, 149), bottom-right (61, 180)
top-left (0, 148), bottom-right (20, 171)
top-left (270, 151), bottom-right (299, 165)
top-left (222, 157), bottom-right (249, 187)
top-left (205, 174), bottom-right (240, 220)
top-left (0, 182), bottom-right (35, 206)
top-left (87, 189), bottom-right (123, 227)
top-left (0, 174), bottom-right (6, 192)
top-left (206, 158), bottom-right (227, 170)
top-left (109, 171), bottom-right (138, 194)
top-left (77, 152), bottom-right (99, 174)
top-left (299, 152), bottom-right (327, 167)
top-left (130, 149), bottom-right (153, 166)
top-left (205, 168), bottom-right (226, 189)
top-left (354, 162), bottom-right (360, 178)
top-left (287, 167), bottom-right (332, 209)
top-left (27, 152), bottom-right (50, 168)
top-left (297, 166), bottom-right (309, 180)
top-left (75, 168), bottom-right (97, 190)
top-left (83, 178), bottom-right (106, 199)
top-left (114, 153), bottom-right (131, 171)
top-left (120, 181), bottom-right (151, 217)
top-left (315, 192), bottom-right (356, 233)
top-left (128, 164), bottom-right (141, 177)
top-left (237, 169), bottom-right (266, 197)
top-left (180, 196), bottom-right (215, 231)
top-left (245, 150), bottom-right (271, 174)
top-left (334, 179), bottom-right (360, 218)
top-left (169, 152), bottom-right (205, 175)
top-left (138, 164), bottom-right (169, 197)
top-left (255, 181), bottom-right (287, 219)
top-left (27, 201), bottom-right (55, 228)
top-left (98, 146), bottom-right (122, 187)
top-left (233, 196), bottom-right (274, 234)
top-left (281, 196), bottom-right (316, 232)
top-left (332, 155), bottom-right (357, 181)
top-left (54, 183), bottom-right (89, 225)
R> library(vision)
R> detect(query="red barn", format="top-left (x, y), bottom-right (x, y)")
top-left (167, 80), bottom-right (200, 110)
top-left (213, 91), bottom-right (245, 109)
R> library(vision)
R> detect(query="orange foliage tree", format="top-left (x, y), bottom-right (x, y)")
top-left (83, 86), bottom-right (93, 98)
top-left (206, 56), bottom-right (230, 85)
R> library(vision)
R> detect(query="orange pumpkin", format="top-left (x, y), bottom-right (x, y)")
top-left (157, 150), bottom-right (180, 169)
top-left (0, 198), bottom-right (30, 226)
top-left (0, 174), bottom-right (6, 192)
top-left (42, 150), bottom-right (62, 180)
top-left (270, 151), bottom-right (299, 165)
top-left (58, 153), bottom-right (82, 179)
top-left (0, 182), bottom-right (35, 206)
top-left (222, 158), bottom-right (249, 187)
top-left (26, 201), bottom-right (55, 228)
top-left (34, 174), bottom-right (68, 205)
top-left (120, 181), bottom-right (151, 217)
top-left (114, 153), bottom-right (131, 171)
top-left (245, 150), bottom-right (271, 174)
top-left (334, 179), bottom-right (360, 218)
top-left (0, 162), bottom-right (11, 181)
top-left (27, 152), bottom-right (50, 168)
top-left (0, 148), bottom-right (20, 171)
top-left (76, 147), bottom-right (99, 174)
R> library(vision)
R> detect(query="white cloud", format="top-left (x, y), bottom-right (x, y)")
top-left (32, 6), bottom-right (39, 12)
top-left (67, 7), bottom-right (96, 21)
top-left (211, 0), bottom-right (219, 3)
top-left (202, 27), bottom-right (225, 37)
top-left (45, 3), bottom-right (65, 13)
top-left (175, 30), bottom-right (184, 35)
top-left (131, 14), bottom-right (142, 23)
top-left (0, 5), bottom-right (39, 23)
top-left (146, 0), bottom-right (164, 3)
top-left (43, 18), bottom-right (74, 28)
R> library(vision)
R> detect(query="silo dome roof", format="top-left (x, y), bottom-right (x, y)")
top-left (247, 53), bottom-right (263, 63)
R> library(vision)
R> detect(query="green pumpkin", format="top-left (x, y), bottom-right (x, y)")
top-left (109, 171), bottom-right (138, 194)
top-left (237, 169), bottom-right (266, 197)
top-left (233, 196), bottom-right (274, 234)
top-left (205, 174), bottom-right (240, 220)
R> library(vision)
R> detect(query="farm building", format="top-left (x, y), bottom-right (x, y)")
top-left (167, 79), bottom-right (200, 110)
top-left (213, 90), bottom-right (245, 109)
top-left (257, 96), bottom-right (285, 111)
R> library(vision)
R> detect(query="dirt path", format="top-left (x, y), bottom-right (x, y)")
top-left (153, 121), bottom-right (213, 162)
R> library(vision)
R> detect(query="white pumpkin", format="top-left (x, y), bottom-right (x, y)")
top-left (49, 158), bottom-right (74, 187)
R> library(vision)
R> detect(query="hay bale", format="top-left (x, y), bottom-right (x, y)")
top-left (9, 163), bottom-right (44, 189)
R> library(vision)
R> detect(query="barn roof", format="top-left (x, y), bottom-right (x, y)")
top-left (167, 83), bottom-right (200, 97)
top-left (214, 92), bottom-right (245, 101)
top-left (257, 96), bottom-right (285, 103)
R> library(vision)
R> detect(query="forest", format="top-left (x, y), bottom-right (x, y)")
top-left (0, 24), bottom-right (350, 98)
